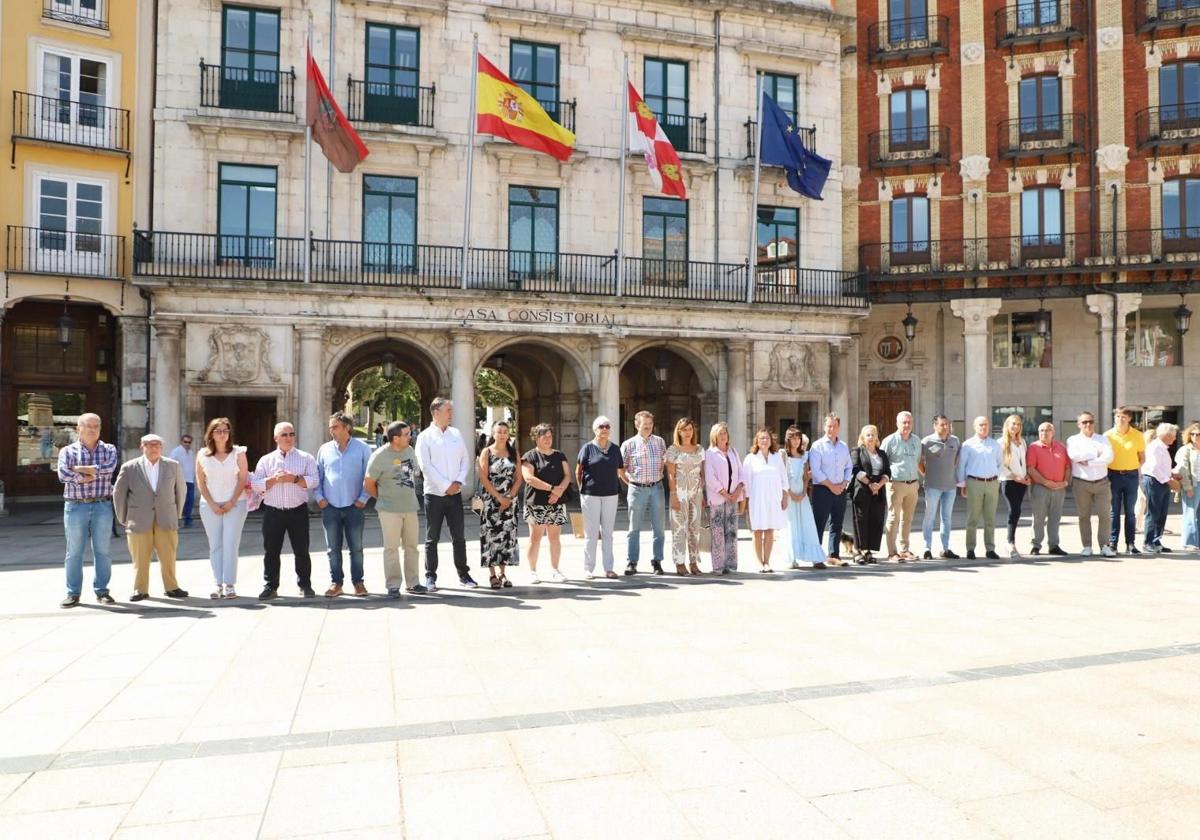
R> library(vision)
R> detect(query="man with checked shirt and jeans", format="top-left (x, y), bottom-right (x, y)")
top-left (621, 410), bottom-right (667, 575)
top-left (57, 412), bottom-right (119, 607)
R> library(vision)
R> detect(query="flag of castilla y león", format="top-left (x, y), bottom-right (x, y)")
top-left (627, 82), bottom-right (686, 199)
top-left (476, 54), bottom-right (575, 162)
top-left (307, 48), bottom-right (368, 173)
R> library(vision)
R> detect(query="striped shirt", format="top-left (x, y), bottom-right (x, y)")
top-left (620, 433), bottom-right (666, 485)
top-left (251, 447), bottom-right (318, 509)
top-left (57, 440), bottom-right (119, 500)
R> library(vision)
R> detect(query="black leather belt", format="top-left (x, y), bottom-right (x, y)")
top-left (968, 476), bottom-right (997, 482)
top-left (631, 480), bottom-right (661, 488)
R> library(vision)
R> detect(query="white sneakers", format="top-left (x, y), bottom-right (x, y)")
top-left (1081, 547), bottom-right (1093, 557)
top-left (529, 574), bottom-right (542, 584)
top-left (551, 569), bottom-right (568, 583)
top-left (1008, 543), bottom-right (1021, 558)
top-left (1101, 545), bottom-right (1115, 557)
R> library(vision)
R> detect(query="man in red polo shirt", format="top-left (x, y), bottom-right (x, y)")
top-left (1027, 421), bottom-right (1072, 556)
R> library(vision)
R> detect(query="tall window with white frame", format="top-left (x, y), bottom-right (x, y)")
top-left (508, 186), bottom-right (559, 280)
top-left (363, 175), bottom-right (417, 272)
top-left (217, 164), bottom-right (277, 263)
top-left (890, 195), bottom-right (929, 265)
top-left (1126, 310), bottom-right (1183, 367)
top-left (38, 48), bottom-right (110, 146)
top-left (34, 175), bottom-right (107, 275)
top-left (992, 312), bottom-right (1052, 369)
top-left (642, 197), bottom-right (688, 285)
top-left (511, 42), bottom-right (561, 125)
top-left (364, 24), bottom-right (420, 125)
top-left (1020, 186), bottom-right (1063, 258)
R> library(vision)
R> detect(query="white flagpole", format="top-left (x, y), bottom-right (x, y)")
top-left (746, 73), bottom-right (764, 305)
top-left (616, 56), bottom-right (628, 298)
top-left (303, 14), bottom-right (314, 283)
top-left (460, 33), bottom-right (479, 291)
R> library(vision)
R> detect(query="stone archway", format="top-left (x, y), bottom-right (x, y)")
top-left (330, 336), bottom-right (444, 431)
top-left (618, 343), bottom-right (716, 442)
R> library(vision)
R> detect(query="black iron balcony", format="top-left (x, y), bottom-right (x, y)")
top-left (200, 61), bottom-right (295, 114)
top-left (995, 1), bottom-right (1086, 48)
top-left (867, 125), bottom-right (951, 169)
top-left (7, 225), bottom-right (126, 278)
top-left (12, 91), bottom-right (130, 153)
top-left (657, 113), bottom-right (707, 155)
top-left (744, 119), bottom-right (817, 159)
top-left (346, 79), bottom-right (435, 128)
top-left (536, 98), bottom-right (576, 133)
top-left (132, 232), bottom-right (865, 307)
top-left (42, 0), bottom-right (108, 30)
top-left (1137, 0), bottom-right (1200, 34)
top-left (997, 113), bottom-right (1087, 159)
top-left (1136, 103), bottom-right (1200, 150)
top-left (867, 16), bottom-right (951, 63)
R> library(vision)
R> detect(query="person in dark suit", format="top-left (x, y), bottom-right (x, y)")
top-left (850, 425), bottom-right (891, 564)
top-left (113, 434), bottom-right (189, 601)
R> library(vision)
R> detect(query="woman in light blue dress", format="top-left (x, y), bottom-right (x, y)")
top-left (784, 427), bottom-right (827, 569)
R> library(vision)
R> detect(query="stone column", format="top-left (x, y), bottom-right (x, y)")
top-left (296, 325), bottom-right (325, 456)
top-left (450, 330), bottom-right (477, 493)
top-left (725, 340), bottom-right (749, 452)
top-left (1086, 293), bottom-right (1141, 420)
top-left (950, 298), bottom-right (1002, 424)
top-left (829, 340), bottom-right (850, 425)
top-left (151, 319), bottom-right (183, 441)
top-left (118, 314), bottom-right (150, 457)
top-left (596, 337), bottom-right (620, 427)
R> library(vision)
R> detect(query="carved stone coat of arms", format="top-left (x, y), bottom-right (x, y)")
top-left (196, 327), bottom-right (281, 384)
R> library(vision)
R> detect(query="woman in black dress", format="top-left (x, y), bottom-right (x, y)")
top-left (521, 423), bottom-right (572, 584)
top-left (850, 424), bottom-right (890, 564)
top-left (478, 421), bottom-right (522, 587)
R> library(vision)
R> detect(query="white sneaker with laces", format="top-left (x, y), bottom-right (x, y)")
top-left (1100, 545), bottom-right (1115, 557)
top-left (1081, 547), bottom-right (1093, 557)
top-left (551, 569), bottom-right (568, 582)
top-left (1008, 543), bottom-right (1021, 558)
top-left (585, 572), bottom-right (596, 580)
top-left (529, 574), bottom-right (542, 584)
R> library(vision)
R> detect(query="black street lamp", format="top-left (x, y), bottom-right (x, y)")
top-left (902, 304), bottom-right (918, 342)
top-left (381, 351), bottom-right (396, 379)
top-left (1035, 300), bottom-right (1051, 338)
top-left (56, 301), bottom-right (74, 351)
top-left (654, 350), bottom-right (670, 386)
top-left (1176, 296), bottom-right (1192, 337)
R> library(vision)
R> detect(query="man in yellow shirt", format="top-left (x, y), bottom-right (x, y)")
top-left (1105, 407), bottom-right (1146, 554)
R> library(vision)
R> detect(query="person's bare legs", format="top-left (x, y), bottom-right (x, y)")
top-left (528, 524), bottom-right (545, 574)
top-left (753, 530), bottom-right (766, 568)
top-left (547, 525), bottom-right (562, 570)
top-left (762, 531), bottom-right (775, 570)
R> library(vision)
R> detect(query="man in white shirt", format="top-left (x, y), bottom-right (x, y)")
top-left (169, 434), bottom-right (197, 528)
top-left (1142, 424), bottom-right (1182, 554)
top-left (415, 397), bottom-right (476, 590)
top-left (1066, 412), bottom-right (1115, 556)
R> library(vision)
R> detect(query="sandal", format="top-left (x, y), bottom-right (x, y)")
top-left (688, 562), bottom-right (702, 576)
top-left (502, 578), bottom-right (513, 588)
top-left (489, 576), bottom-right (502, 589)
top-left (676, 563), bottom-right (688, 575)
top-left (605, 571), bottom-right (619, 579)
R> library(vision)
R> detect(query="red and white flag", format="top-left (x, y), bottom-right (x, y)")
top-left (627, 82), bottom-right (686, 199)
top-left (307, 48), bottom-right (368, 173)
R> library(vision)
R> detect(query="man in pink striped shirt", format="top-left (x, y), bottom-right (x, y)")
top-left (251, 421), bottom-right (319, 599)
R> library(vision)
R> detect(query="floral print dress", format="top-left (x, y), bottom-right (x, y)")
top-left (479, 452), bottom-right (519, 567)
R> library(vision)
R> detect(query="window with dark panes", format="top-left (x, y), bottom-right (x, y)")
top-left (1018, 75), bottom-right (1062, 137)
top-left (644, 59), bottom-right (689, 151)
top-left (221, 5), bottom-right (281, 110)
top-left (1160, 60), bottom-right (1200, 128)
top-left (218, 163), bottom-right (277, 261)
top-left (643, 197), bottom-right (688, 283)
top-left (363, 175), bottom-right (416, 270)
top-left (763, 73), bottom-right (797, 123)
top-left (508, 186), bottom-right (559, 277)
top-left (364, 24), bottom-right (420, 124)
top-left (1020, 187), bottom-right (1063, 256)
top-left (889, 88), bottom-right (929, 150)
top-left (888, 0), bottom-right (928, 43)
top-left (1017, 0), bottom-right (1060, 28)
top-left (890, 195), bottom-right (929, 263)
top-left (511, 42), bottom-right (560, 122)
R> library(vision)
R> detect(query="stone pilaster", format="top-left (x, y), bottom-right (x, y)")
top-left (118, 314), bottom-right (150, 458)
top-left (950, 298), bottom-right (1002, 424)
top-left (725, 340), bottom-right (749, 452)
top-left (1086, 293), bottom-right (1142, 421)
top-left (450, 330), bottom-right (477, 493)
top-left (296, 325), bottom-right (325, 457)
top-left (596, 337), bottom-right (620, 429)
top-left (151, 319), bottom-right (184, 443)
top-left (830, 340), bottom-right (851, 427)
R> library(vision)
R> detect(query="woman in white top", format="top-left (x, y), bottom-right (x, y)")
top-left (742, 428), bottom-right (788, 572)
top-left (999, 414), bottom-right (1030, 558)
top-left (195, 417), bottom-right (249, 598)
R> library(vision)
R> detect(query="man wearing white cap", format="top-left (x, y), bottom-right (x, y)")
top-left (113, 434), bottom-right (189, 601)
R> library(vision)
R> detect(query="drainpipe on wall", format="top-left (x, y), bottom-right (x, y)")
top-left (140, 288), bottom-right (152, 436)
top-left (713, 10), bottom-right (721, 264)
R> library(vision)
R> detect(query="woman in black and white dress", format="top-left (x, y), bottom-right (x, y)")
top-left (478, 421), bottom-right (522, 588)
top-left (521, 423), bottom-right (572, 584)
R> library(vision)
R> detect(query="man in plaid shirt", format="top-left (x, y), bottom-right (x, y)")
top-left (56, 413), bottom-right (119, 608)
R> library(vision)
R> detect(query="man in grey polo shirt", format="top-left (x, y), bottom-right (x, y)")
top-left (919, 415), bottom-right (961, 559)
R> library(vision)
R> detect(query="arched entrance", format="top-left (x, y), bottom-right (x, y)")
top-left (619, 345), bottom-right (714, 442)
top-left (331, 338), bottom-right (442, 432)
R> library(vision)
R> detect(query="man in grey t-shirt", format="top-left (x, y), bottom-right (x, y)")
top-left (365, 421), bottom-right (425, 597)
top-left (919, 415), bottom-right (961, 559)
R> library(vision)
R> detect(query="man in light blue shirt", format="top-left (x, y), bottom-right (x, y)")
top-left (315, 412), bottom-right (372, 596)
top-left (956, 416), bottom-right (1004, 559)
top-left (881, 411), bottom-right (921, 560)
top-left (809, 413), bottom-right (854, 559)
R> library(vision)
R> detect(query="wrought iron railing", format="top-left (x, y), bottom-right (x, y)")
top-left (744, 119), bottom-right (817, 159)
top-left (997, 113), bottom-right (1086, 159)
top-left (995, 0), bottom-right (1086, 46)
top-left (1137, 0), bottom-right (1200, 33)
top-left (867, 16), bottom-right (951, 62)
top-left (656, 113), bottom-right (707, 155)
top-left (346, 79), bottom-right (435, 127)
top-left (866, 125), bottom-right (951, 168)
top-left (132, 231), bottom-right (306, 281)
top-left (1136, 103), bottom-right (1200, 149)
top-left (42, 0), bottom-right (107, 30)
top-left (200, 61), bottom-right (295, 114)
top-left (12, 91), bottom-right (130, 152)
top-left (7, 225), bottom-right (126, 278)
top-left (536, 98), bottom-right (577, 133)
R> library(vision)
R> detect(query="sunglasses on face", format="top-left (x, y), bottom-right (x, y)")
top-left (1080, 420), bottom-right (1094, 425)
top-left (596, 424), bottom-right (610, 430)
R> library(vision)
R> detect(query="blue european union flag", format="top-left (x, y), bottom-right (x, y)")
top-left (758, 92), bottom-right (831, 200)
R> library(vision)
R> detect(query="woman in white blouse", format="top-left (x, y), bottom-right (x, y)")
top-left (742, 428), bottom-right (788, 572)
top-left (999, 414), bottom-right (1030, 558)
top-left (196, 417), bottom-right (250, 598)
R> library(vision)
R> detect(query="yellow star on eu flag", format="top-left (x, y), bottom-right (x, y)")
top-left (786, 123), bottom-right (794, 133)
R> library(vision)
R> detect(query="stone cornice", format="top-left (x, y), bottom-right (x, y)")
top-left (617, 24), bottom-right (716, 50)
top-left (483, 6), bottom-right (588, 33)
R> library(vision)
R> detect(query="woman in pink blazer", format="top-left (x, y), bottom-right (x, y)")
top-left (704, 422), bottom-right (745, 573)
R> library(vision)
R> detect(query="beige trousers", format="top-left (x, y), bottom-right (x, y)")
top-left (1072, 478), bottom-right (1111, 550)
top-left (379, 511), bottom-right (420, 590)
top-left (127, 524), bottom-right (180, 594)
top-left (885, 481), bottom-right (919, 555)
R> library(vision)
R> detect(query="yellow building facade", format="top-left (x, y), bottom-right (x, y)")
top-left (1, 0), bottom-right (149, 498)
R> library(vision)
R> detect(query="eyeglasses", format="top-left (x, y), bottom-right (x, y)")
top-left (1190, 431), bottom-right (1200, 437)
top-left (596, 424), bottom-right (610, 430)
top-left (213, 428), bottom-right (230, 434)
top-left (1079, 420), bottom-right (1094, 425)
top-left (278, 432), bottom-right (296, 437)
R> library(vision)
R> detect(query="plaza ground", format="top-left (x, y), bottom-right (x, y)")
top-left (0, 501), bottom-right (1196, 838)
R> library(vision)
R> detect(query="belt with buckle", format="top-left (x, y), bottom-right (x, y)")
top-left (968, 475), bottom-right (997, 482)
top-left (893, 479), bottom-right (918, 484)
top-left (631, 480), bottom-right (661, 488)
top-left (1108, 469), bottom-right (1139, 475)
top-left (73, 496), bottom-right (111, 503)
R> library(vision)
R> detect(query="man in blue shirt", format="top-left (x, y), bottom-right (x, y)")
top-left (808, 413), bottom-right (854, 560)
top-left (315, 412), bottom-right (373, 596)
top-left (956, 416), bottom-right (1004, 560)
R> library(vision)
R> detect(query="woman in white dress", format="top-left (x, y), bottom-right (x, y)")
top-left (743, 428), bottom-right (788, 572)
top-left (783, 427), bottom-right (827, 569)
top-left (195, 417), bottom-right (249, 599)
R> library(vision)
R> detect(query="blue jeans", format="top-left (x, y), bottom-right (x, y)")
top-left (922, 487), bottom-right (957, 552)
top-left (1108, 471), bottom-right (1139, 547)
top-left (811, 485), bottom-right (848, 557)
top-left (321, 504), bottom-right (365, 585)
top-left (1183, 489), bottom-right (1200, 548)
top-left (64, 499), bottom-right (114, 596)
top-left (182, 482), bottom-right (195, 526)
top-left (1141, 477), bottom-right (1171, 548)
top-left (626, 481), bottom-right (665, 568)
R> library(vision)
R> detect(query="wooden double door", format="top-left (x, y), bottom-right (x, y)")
top-left (868, 380), bottom-right (913, 436)
top-left (202, 396), bottom-right (277, 469)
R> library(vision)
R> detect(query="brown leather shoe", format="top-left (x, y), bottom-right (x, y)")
top-left (688, 561), bottom-right (702, 576)
top-left (675, 563), bottom-right (688, 575)
top-left (353, 583), bottom-right (368, 596)
top-left (325, 584), bottom-right (343, 597)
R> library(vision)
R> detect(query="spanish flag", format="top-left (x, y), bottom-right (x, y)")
top-left (476, 54), bottom-right (575, 162)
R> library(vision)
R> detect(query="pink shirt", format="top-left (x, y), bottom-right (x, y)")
top-left (1027, 440), bottom-right (1070, 484)
top-left (251, 447), bottom-right (318, 509)
top-left (704, 445), bottom-right (744, 507)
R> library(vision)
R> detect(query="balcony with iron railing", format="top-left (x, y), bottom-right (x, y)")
top-left (744, 119), bottom-right (817, 159)
top-left (12, 91), bottom-right (130, 153)
top-left (867, 125), bottom-right (950, 169)
top-left (42, 0), bottom-right (108, 30)
top-left (1136, 103), bottom-right (1200, 150)
top-left (657, 113), bottom-right (707, 155)
top-left (6, 225), bottom-right (126, 278)
top-left (131, 231), bottom-right (866, 308)
top-left (346, 79), bottom-right (435, 127)
top-left (1137, 0), bottom-right (1200, 34)
top-left (199, 61), bottom-right (295, 114)
top-left (866, 16), bottom-right (951, 63)
top-left (997, 113), bottom-right (1086, 160)
top-left (995, 0), bottom-right (1086, 48)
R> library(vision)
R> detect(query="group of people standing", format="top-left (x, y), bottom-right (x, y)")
top-left (55, 401), bottom-right (1200, 607)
